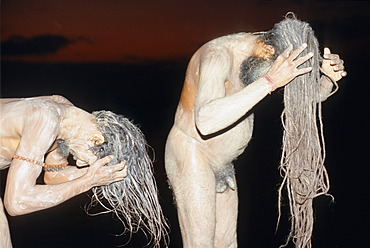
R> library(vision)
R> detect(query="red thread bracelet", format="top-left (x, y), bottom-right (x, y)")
top-left (262, 74), bottom-right (277, 93)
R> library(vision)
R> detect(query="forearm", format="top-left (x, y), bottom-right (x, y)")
top-left (319, 75), bottom-right (334, 102)
top-left (5, 173), bottom-right (93, 216)
top-left (196, 78), bottom-right (272, 135)
top-left (44, 145), bottom-right (88, 184)
top-left (44, 166), bottom-right (88, 185)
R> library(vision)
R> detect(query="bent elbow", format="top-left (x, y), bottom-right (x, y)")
top-left (4, 196), bottom-right (27, 216)
top-left (195, 111), bottom-right (215, 137)
top-left (5, 204), bottom-right (25, 216)
top-left (196, 123), bottom-right (214, 137)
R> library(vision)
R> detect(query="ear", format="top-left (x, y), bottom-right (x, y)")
top-left (90, 134), bottom-right (104, 145)
top-left (264, 44), bottom-right (275, 54)
top-left (253, 41), bottom-right (275, 60)
top-left (261, 45), bottom-right (275, 60)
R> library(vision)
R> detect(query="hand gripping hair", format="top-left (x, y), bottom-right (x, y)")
top-left (87, 110), bottom-right (169, 247)
top-left (262, 13), bottom-right (336, 248)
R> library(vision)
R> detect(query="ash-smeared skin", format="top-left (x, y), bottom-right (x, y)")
top-left (0, 95), bottom-right (127, 248)
top-left (165, 16), bottom-right (345, 247)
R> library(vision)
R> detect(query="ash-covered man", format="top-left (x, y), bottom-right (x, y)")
top-left (0, 95), bottom-right (127, 247)
top-left (165, 17), bottom-right (346, 247)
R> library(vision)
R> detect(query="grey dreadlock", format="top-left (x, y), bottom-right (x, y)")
top-left (262, 13), bottom-right (335, 248)
top-left (88, 110), bottom-right (169, 247)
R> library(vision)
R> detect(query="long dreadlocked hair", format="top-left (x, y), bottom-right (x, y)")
top-left (87, 110), bottom-right (169, 247)
top-left (262, 13), bottom-right (336, 248)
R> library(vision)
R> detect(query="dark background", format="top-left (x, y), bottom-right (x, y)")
top-left (1, 1), bottom-right (370, 247)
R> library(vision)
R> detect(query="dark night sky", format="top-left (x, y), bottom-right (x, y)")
top-left (1, 0), bottom-right (370, 247)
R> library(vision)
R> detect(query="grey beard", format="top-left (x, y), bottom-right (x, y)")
top-left (239, 56), bottom-right (273, 86)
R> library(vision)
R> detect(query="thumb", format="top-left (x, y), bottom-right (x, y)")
top-left (323, 47), bottom-right (331, 58)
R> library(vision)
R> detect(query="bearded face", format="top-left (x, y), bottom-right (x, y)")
top-left (239, 39), bottom-right (275, 86)
top-left (239, 55), bottom-right (273, 86)
top-left (58, 106), bottom-right (105, 167)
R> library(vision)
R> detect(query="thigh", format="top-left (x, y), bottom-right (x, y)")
top-left (165, 133), bottom-right (217, 247)
top-left (215, 177), bottom-right (238, 248)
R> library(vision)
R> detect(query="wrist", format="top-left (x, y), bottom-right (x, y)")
top-left (262, 74), bottom-right (277, 93)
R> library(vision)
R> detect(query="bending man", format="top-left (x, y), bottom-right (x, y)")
top-left (0, 95), bottom-right (128, 247)
top-left (165, 17), bottom-right (346, 247)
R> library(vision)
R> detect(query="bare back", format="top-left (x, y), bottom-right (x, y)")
top-left (0, 97), bottom-right (67, 170)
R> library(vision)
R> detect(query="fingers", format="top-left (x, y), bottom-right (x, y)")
top-left (324, 47), bottom-right (331, 56)
top-left (325, 56), bottom-right (344, 71)
top-left (112, 160), bottom-right (127, 172)
top-left (296, 66), bottom-right (313, 76)
top-left (110, 161), bottom-right (128, 182)
top-left (267, 42), bottom-right (315, 89)
top-left (288, 43), bottom-right (308, 61)
top-left (278, 43), bottom-right (312, 68)
top-left (323, 47), bottom-right (340, 64)
top-left (324, 47), bottom-right (343, 67)
top-left (282, 44), bottom-right (293, 58)
top-left (294, 51), bottom-right (313, 67)
top-left (290, 44), bottom-right (313, 75)
top-left (323, 47), bottom-right (347, 78)
top-left (93, 155), bottom-right (113, 166)
top-left (109, 160), bottom-right (127, 173)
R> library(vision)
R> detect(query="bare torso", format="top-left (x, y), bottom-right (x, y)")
top-left (165, 21), bottom-right (345, 247)
top-left (1, 96), bottom-right (129, 248)
top-left (164, 32), bottom-right (274, 247)
top-left (169, 33), bottom-right (259, 168)
top-left (0, 97), bottom-right (65, 170)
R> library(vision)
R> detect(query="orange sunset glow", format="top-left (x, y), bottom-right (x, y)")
top-left (2, 0), bottom-right (362, 63)
top-left (1, 1), bottom-right (370, 247)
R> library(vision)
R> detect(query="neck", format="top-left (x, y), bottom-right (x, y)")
top-left (58, 106), bottom-right (93, 141)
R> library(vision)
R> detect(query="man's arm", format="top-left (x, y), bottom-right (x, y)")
top-left (195, 43), bottom-right (313, 136)
top-left (319, 47), bottom-right (346, 102)
top-left (44, 166), bottom-right (88, 185)
top-left (4, 105), bottom-right (126, 216)
top-left (44, 148), bottom-right (88, 185)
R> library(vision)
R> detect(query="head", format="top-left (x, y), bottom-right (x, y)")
top-left (87, 110), bottom-right (169, 247)
top-left (239, 39), bottom-right (276, 86)
top-left (239, 13), bottom-right (321, 88)
top-left (58, 106), bottom-right (104, 167)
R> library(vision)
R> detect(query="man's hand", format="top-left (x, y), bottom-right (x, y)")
top-left (321, 47), bottom-right (347, 82)
top-left (265, 43), bottom-right (313, 89)
top-left (86, 156), bottom-right (127, 187)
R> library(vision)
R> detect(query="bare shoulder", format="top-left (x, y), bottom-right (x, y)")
top-left (0, 95), bottom-right (72, 107)
top-left (48, 95), bottom-right (73, 105)
top-left (0, 98), bottom-right (63, 168)
top-left (0, 97), bottom-right (67, 126)
top-left (2, 96), bottom-right (69, 112)
top-left (207, 33), bottom-right (256, 46)
top-left (198, 33), bottom-right (260, 63)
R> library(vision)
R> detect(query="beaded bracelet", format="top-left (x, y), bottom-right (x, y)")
top-left (12, 155), bottom-right (45, 166)
top-left (44, 161), bottom-right (69, 172)
top-left (12, 155), bottom-right (68, 172)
